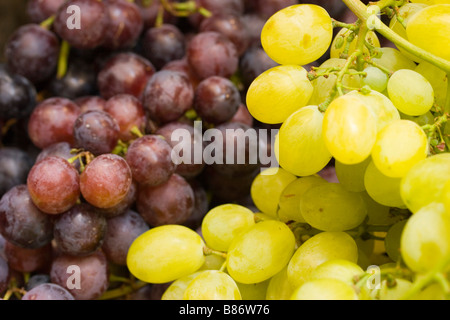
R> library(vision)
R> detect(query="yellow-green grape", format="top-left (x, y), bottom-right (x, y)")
top-left (322, 94), bottom-right (378, 165)
top-left (371, 120), bottom-right (428, 178)
top-left (300, 183), bottom-right (367, 232)
top-left (371, 47), bottom-right (417, 72)
top-left (277, 175), bottom-right (328, 223)
top-left (287, 231), bottom-right (358, 288)
top-left (201, 204), bottom-right (255, 252)
top-left (290, 278), bottom-right (358, 300)
top-left (389, 3), bottom-right (428, 63)
top-left (362, 66), bottom-right (389, 92)
top-left (265, 266), bottom-right (295, 300)
top-left (413, 283), bottom-right (448, 300)
top-left (400, 110), bottom-right (435, 126)
top-left (183, 270), bottom-right (242, 300)
top-left (359, 191), bottom-right (399, 226)
top-left (309, 259), bottom-right (364, 286)
top-left (250, 167), bottom-right (297, 217)
top-left (347, 90), bottom-right (400, 132)
top-left (246, 65), bottom-right (313, 124)
top-left (410, 0), bottom-right (450, 4)
top-left (330, 28), bottom-right (380, 59)
top-left (161, 271), bottom-right (204, 300)
top-left (443, 180), bottom-right (450, 213)
top-left (275, 106), bottom-right (332, 177)
top-left (261, 4), bottom-right (333, 65)
top-left (335, 157), bottom-right (371, 192)
top-left (236, 279), bottom-right (270, 300)
top-left (127, 225), bottom-right (205, 284)
top-left (308, 58), bottom-right (362, 106)
top-left (356, 237), bottom-right (375, 270)
top-left (415, 61), bottom-right (448, 107)
top-left (384, 220), bottom-right (408, 262)
top-left (406, 4), bottom-right (450, 61)
top-left (400, 153), bottom-right (450, 213)
top-left (254, 212), bottom-right (276, 222)
top-left (226, 220), bottom-right (296, 284)
top-left (378, 279), bottom-right (414, 300)
top-left (364, 160), bottom-right (406, 208)
top-left (198, 254), bottom-right (226, 271)
top-left (387, 69), bottom-right (434, 116)
top-left (401, 202), bottom-right (450, 273)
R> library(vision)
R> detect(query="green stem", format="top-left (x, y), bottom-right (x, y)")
top-left (40, 15), bottom-right (55, 29)
top-left (445, 73), bottom-right (450, 114)
top-left (57, 40), bottom-right (71, 79)
top-left (336, 50), bottom-right (361, 96)
top-left (203, 246), bottom-right (227, 259)
top-left (130, 125), bottom-right (144, 138)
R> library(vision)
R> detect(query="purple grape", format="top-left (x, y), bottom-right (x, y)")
top-left (4, 241), bottom-right (52, 273)
top-left (25, 274), bottom-right (51, 291)
top-left (239, 46), bottom-right (279, 88)
top-left (22, 283), bottom-right (75, 300)
top-left (95, 181), bottom-right (137, 219)
top-left (26, 0), bottom-right (66, 23)
top-left (74, 96), bottom-right (106, 113)
top-left (0, 147), bottom-right (33, 198)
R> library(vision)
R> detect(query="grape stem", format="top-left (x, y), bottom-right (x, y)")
top-left (57, 40), bottom-right (71, 79)
top-left (336, 50), bottom-right (361, 96)
top-left (203, 246), bottom-right (227, 259)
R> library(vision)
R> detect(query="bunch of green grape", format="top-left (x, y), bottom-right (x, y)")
top-left (126, 1), bottom-right (450, 300)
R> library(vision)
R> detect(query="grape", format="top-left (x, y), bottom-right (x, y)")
top-left (309, 259), bottom-right (364, 286)
top-left (385, 220), bottom-right (407, 262)
top-left (53, 203), bottom-right (107, 257)
top-left (162, 58), bottom-right (201, 89)
top-left (387, 69), bottom-right (434, 116)
top-left (50, 250), bottom-right (109, 300)
top-left (73, 110), bottom-right (120, 156)
top-left (25, 274), bottom-right (51, 291)
top-left (330, 28), bottom-right (380, 59)
top-left (127, 225), bottom-right (205, 283)
top-left (201, 204), bottom-right (255, 252)
top-left (0, 185), bottom-right (53, 249)
top-left (199, 254), bottom-right (226, 272)
top-left (275, 105), bottom-right (332, 177)
top-left (444, 180), bottom-right (450, 213)
top-left (362, 66), bottom-right (388, 92)
top-left (401, 202), bottom-right (450, 273)
top-left (359, 191), bottom-right (398, 227)
top-left (300, 182), bottom-right (367, 232)
top-left (161, 271), bottom-right (204, 300)
top-left (261, 4), bottom-right (333, 65)
top-left (27, 156), bottom-right (80, 215)
top-left (54, 0), bottom-right (109, 49)
top-left (287, 231), bottom-right (358, 288)
top-left (5, 24), bottom-right (59, 84)
top-left (250, 167), bottom-right (297, 217)
top-left (137, 174), bottom-right (195, 227)
top-left (236, 279), bottom-right (270, 300)
top-left (322, 94), bottom-right (378, 165)
top-left (80, 154), bottom-right (132, 209)
top-left (415, 61), bottom-right (448, 108)
top-left (135, 0), bottom-right (178, 30)
top-left (290, 278), bottom-right (358, 300)
top-left (253, 0), bottom-right (298, 19)
top-left (189, 0), bottom-right (245, 28)
top-left (0, 147), bottom-right (33, 198)
top-left (364, 160), bottom-right (405, 208)
top-left (335, 157), bottom-right (371, 193)
top-left (413, 283), bottom-right (447, 300)
top-left (226, 220), bottom-right (296, 284)
top-left (239, 46), bottom-right (279, 89)
top-left (265, 266), bottom-right (295, 300)
top-left (26, 0), bottom-right (65, 23)
top-left (230, 103), bottom-right (254, 127)
top-left (371, 47), bottom-right (417, 72)
top-left (22, 283), bottom-right (75, 300)
top-left (246, 65), bottom-right (313, 124)
top-left (400, 153), bottom-right (450, 213)
top-left (406, 4), bottom-right (450, 61)
top-left (240, 13), bottom-right (266, 48)
top-left (95, 181), bottom-right (137, 219)
top-left (183, 270), bottom-right (241, 300)
top-left (75, 96), bottom-right (106, 113)
top-left (125, 135), bottom-right (176, 187)
top-left (4, 241), bottom-right (52, 273)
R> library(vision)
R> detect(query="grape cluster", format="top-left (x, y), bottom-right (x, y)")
top-left (1, 0), bottom-right (449, 301)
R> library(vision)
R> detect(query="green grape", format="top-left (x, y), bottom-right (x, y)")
top-left (309, 259), bottom-right (364, 286)
top-left (290, 278), bottom-right (358, 300)
top-left (275, 105), bottom-right (332, 177)
top-left (364, 160), bottom-right (406, 208)
top-left (254, 212), bottom-right (276, 222)
top-left (335, 157), bottom-right (371, 193)
top-left (406, 4), bottom-right (450, 61)
top-left (387, 69), bottom-right (434, 116)
top-left (261, 4), bottom-right (333, 65)
top-left (265, 266), bottom-right (295, 300)
top-left (347, 90), bottom-right (400, 132)
top-left (236, 279), bottom-right (270, 300)
top-left (300, 183), bottom-right (367, 232)
top-left (322, 94), bottom-right (378, 165)
top-left (400, 153), bottom-right (450, 213)
top-left (400, 110), bottom-right (435, 126)
top-left (226, 220), bottom-right (296, 284)
top-left (384, 220), bottom-right (408, 262)
top-left (444, 180), bottom-right (450, 213)
top-left (277, 175), bottom-right (328, 223)
top-left (371, 120), bottom-right (428, 178)
top-left (389, 3), bottom-right (428, 63)
top-left (161, 271), bottom-right (204, 300)
top-left (201, 204), bottom-right (255, 252)
top-left (287, 231), bottom-right (359, 288)
top-left (371, 47), bottom-right (417, 72)
top-left (127, 225), bottom-right (205, 284)
top-left (415, 61), bottom-right (448, 107)
top-left (246, 65), bottom-right (313, 124)
top-left (183, 270), bottom-right (242, 300)
top-left (198, 254), bottom-right (226, 271)
top-left (413, 283), bottom-right (448, 300)
top-left (363, 66), bottom-right (388, 92)
top-left (359, 191), bottom-right (398, 226)
top-left (378, 279), bottom-right (414, 300)
top-left (356, 237), bottom-right (375, 270)
top-left (411, 0), bottom-right (450, 4)
top-left (308, 58), bottom-right (363, 106)
top-left (250, 167), bottom-right (297, 217)
top-left (330, 28), bottom-right (380, 59)
top-left (401, 202), bottom-right (450, 273)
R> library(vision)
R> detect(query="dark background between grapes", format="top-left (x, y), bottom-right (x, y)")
top-left (0, 1), bottom-right (29, 63)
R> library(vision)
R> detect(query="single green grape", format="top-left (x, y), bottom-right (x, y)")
top-left (413, 283), bottom-right (448, 300)
top-left (335, 157), bottom-right (371, 193)
top-left (126, 225), bottom-right (205, 284)
top-left (400, 110), bottom-right (435, 126)
top-left (183, 270), bottom-right (242, 300)
top-left (308, 259), bottom-right (365, 286)
top-left (290, 278), bottom-right (358, 300)
top-left (236, 279), bottom-right (270, 300)
top-left (371, 47), bottom-right (417, 72)
top-left (363, 66), bottom-right (388, 92)
top-left (415, 61), bottom-right (448, 108)
top-left (161, 271), bottom-right (204, 300)
top-left (378, 279), bottom-right (414, 300)
top-left (226, 220), bottom-right (296, 284)
top-left (384, 220), bottom-right (408, 262)
top-left (265, 266), bottom-right (295, 300)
